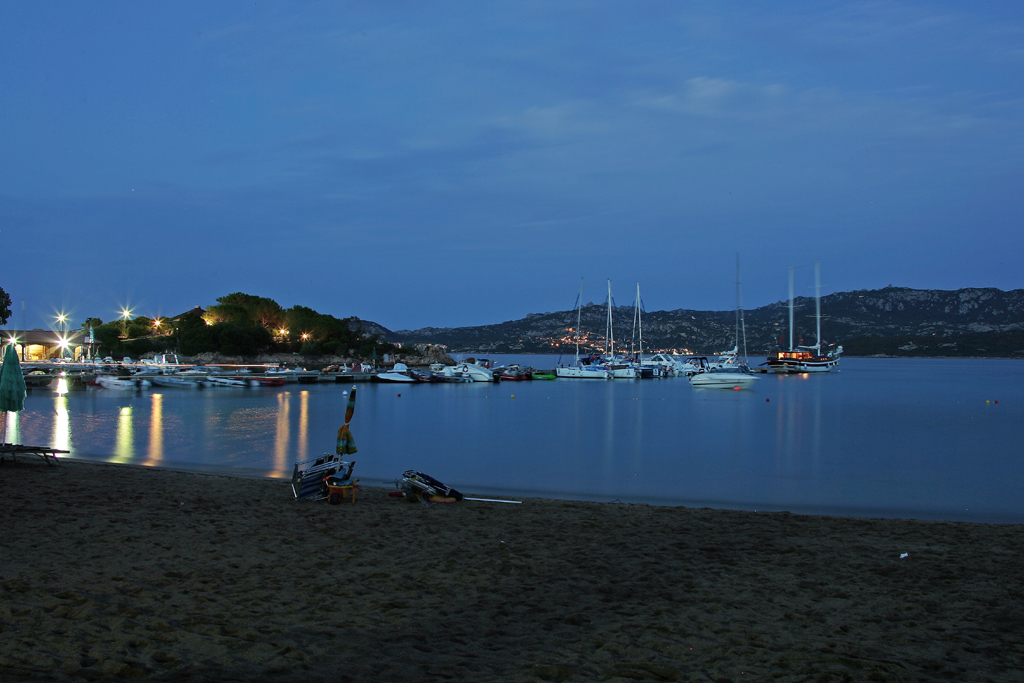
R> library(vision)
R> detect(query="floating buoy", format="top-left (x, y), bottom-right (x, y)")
top-left (732, 386), bottom-right (741, 391)
top-left (511, 394), bottom-right (515, 399)
top-left (766, 398), bottom-right (770, 402)
top-left (398, 393), bottom-right (402, 398)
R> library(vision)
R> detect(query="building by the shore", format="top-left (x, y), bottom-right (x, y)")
top-left (0, 329), bottom-right (90, 361)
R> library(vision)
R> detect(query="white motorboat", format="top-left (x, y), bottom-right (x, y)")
top-left (687, 357), bottom-right (760, 390)
top-left (375, 363), bottom-right (418, 383)
top-left (689, 368), bottom-right (760, 389)
top-left (451, 362), bottom-right (494, 382)
top-left (432, 364), bottom-right (473, 382)
top-left (150, 376), bottom-right (205, 389)
top-left (96, 376), bottom-right (150, 390)
top-left (207, 376), bottom-right (256, 387)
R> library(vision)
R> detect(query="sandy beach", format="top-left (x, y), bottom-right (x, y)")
top-left (1, 458), bottom-right (1022, 682)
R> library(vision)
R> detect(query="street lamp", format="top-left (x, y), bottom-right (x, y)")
top-left (56, 313), bottom-right (69, 358)
top-left (120, 308), bottom-right (132, 337)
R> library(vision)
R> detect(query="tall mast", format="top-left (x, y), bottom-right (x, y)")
top-left (736, 254), bottom-right (747, 360)
top-left (575, 278), bottom-right (583, 362)
top-left (606, 279), bottom-right (614, 358)
top-left (814, 260), bottom-right (822, 354)
top-left (788, 266), bottom-right (795, 350)
top-left (637, 283), bottom-right (643, 359)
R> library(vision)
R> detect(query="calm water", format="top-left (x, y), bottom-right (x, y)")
top-left (7, 357), bottom-right (1023, 523)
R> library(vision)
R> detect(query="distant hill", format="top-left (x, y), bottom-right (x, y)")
top-left (384, 287), bottom-right (1024, 358)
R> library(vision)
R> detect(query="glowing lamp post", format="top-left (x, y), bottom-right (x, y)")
top-left (120, 308), bottom-right (132, 337)
top-left (56, 313), bottom-right (69, 358)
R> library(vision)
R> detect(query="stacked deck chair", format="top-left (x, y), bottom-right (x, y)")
top-left (291, 454), bottom-right (354, 500)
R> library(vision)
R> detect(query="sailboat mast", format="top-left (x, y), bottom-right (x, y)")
top-left (606, 279), bottom-right (613, 358)
top-left (788, 266), bottom-right (795, 350)
top-left (637, 283), bottom-right (643, 359)
top-left (736, 254), bottom-right (747, 360)
top-left (815, 261), bottom-right (822, 354)
top-left (575, 278), bottom-right (583, 362)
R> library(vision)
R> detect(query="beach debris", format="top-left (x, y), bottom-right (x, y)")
top-left (900, 553), bottom-right (909, 559)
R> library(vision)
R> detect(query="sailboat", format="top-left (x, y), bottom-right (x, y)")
top-left (765, 261), bottom-right (842, 373)
top-left (556, 279), bottom-right (611, 379)
top-left (689, 255), bottom-right (760, 389)
top-left (602, 279), bottom-right (638, 379)
top-left (632, 283), bottom-right (665, 378)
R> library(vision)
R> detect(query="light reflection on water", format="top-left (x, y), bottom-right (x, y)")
top-left (10, 357), bottom-right (1024, 523)
top-left (146, 394), bottom-right (163, 467)
top-left (114, 406), bottom-right (134, 463)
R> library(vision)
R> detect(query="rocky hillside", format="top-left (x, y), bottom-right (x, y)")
top-left (386, 287), bottom-right (1024, 358)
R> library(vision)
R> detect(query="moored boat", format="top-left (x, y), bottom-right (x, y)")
top-left (451, 362), bottom-right (495, 382)
top-left (96, 376), bottom-right (151, 390)
top-left (150, 376), bottom-right (205, 389)
top-left (375, 363), bottom-right (418, 383)
top-left (765, 262), bottom-right (842, 374)
top-left (687, 357), bottom-right (760, 389)
top-left (557, 279), bottom-right (612, 379)
top-left (206, 376), bottom-right (255, 387)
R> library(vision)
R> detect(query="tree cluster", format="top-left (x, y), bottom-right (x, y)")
top-left (82, 292), bottom-right (398, 360)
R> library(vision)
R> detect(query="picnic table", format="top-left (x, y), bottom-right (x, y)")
top-left (0, 443), bottom-right (68, 467)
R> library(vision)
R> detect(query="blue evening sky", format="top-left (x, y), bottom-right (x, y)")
top-left (2, 2), bottom-right (1022, 332)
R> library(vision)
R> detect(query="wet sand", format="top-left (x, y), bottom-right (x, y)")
top-left (2, 458), bottom-right (1022, 682)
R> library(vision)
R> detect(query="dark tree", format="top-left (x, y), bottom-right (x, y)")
top-left (0, 286), bottom-right (11, 326)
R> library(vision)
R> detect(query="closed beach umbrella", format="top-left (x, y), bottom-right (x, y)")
top-left (0, 344), bottom-right (27, 443)
top-left (335, 387), bottom-right (358, 456)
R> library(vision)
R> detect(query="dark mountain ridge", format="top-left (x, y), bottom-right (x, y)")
top-left (385, 286), bottom-right (1024, 358)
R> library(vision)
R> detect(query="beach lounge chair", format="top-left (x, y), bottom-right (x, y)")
top-left (397, 470), bottom-right (465, 502)
top-left (290, 454), bottom-right (354, 500)
top-left (0, 443), bottom-right (68, 467)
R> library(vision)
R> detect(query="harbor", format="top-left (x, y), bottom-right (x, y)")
top-left (7, 356), bottom-right (1023, 524)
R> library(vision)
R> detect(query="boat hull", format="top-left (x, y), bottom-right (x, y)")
top-left (689, 372), bottom-right (759, 389)
top-left (556, 365), bottom-right (610, 379)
